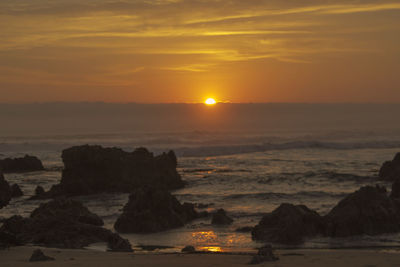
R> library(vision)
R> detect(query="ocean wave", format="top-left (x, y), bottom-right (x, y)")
top-left (175, 140), bottom-right (400, 157)
top-left (224, 191), bottom-right (348, 200)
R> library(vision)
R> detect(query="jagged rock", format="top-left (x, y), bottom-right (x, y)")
top-left (114, 186), bottom-right (198, 233)
top-left (379, 153), bottom-right (400, 181)
top-left (181, 245), bottom-right (196, 253)
top-left (34, 185), bottom-right (45, 197)
top-left (107, 233), bottom-right (133, 252)
top-left (30, 198), bottom-right (104, 226)
top-left (325, 185), bottom-right (400, 237)
top-left (249, 245), bottom-right (279, 264)
top-left (0, 155), bottom-right (44, 173)
top-left (29, 249), bottom-right (55, 262)
top-left (43, 145), bottom-right (183, 197)
top-left (0, 199), bottom-right (125, 249)
top-left (0, 172), bottom-right (11, 208)
top-left (10, 184), bottom-right (23, 198)
top-left (211, 209), bottom-right (233, 225)
top-left (252, 203), bottom-right (324, 244)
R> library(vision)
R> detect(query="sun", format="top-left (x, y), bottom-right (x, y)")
top-left (205, 98), bottom-right (217, 105)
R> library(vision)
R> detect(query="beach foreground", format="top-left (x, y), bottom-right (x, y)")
top-left (1, 246), bottom-right (400, 267)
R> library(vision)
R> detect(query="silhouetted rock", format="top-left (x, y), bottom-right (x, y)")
top-left (325, 185), bottom-right (400, 237)
top-left (252, 203), bottom-right (324, 244)
top-left (391, 180), bottom-right (400, 199)
top-left (379, 153), bottom-right (400, 181)
top-left (114, 186), bottom-right (198, 233)
top-left (10, 184), bottom-right (23, 198)
top-left (181, 245), bottom-right (196, 253)
top-left (0, 172), bottom-right (11, 208)
top-left (34, 185), bottom-right (45, 197)
top-left (249, 245), bottom-right (279, 264)
top-left (43, 145), bottom-right (184, 197)
top-left (211, 209), bottom-right (233, 225)
top-left (107, 233), bottom-right (133, 252)
top-left (0, 199), bottom-right (125, 249)
top-left (0, 155), bottom-right (44, 173)
top-left (29, 249), bottom-right (55, 262)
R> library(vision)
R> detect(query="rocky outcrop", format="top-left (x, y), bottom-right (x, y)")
top-left (0, 198), bottom-right (130, 249)
top-left (43, 145), bottom-right (184, 197)
top-left (252, 203), bottom-right (325, 244)
top-left (249, 245), bottom-right (279, 264)
top-left (107, 233), bottom-right (133, 252)
top-left (325, 185), bottom-right (400, 237)
top-left (211, 209), bottom-right (233, 225)
top-left (379, 153), bottom-right (400, 181)
top-left (0, 172), bottom-right (11, 208)
top-left (29, 249), bottom-right (55, 262)
top-left (181, 245), bottom-right (196, 253)
top-left (114, 186), bottom-right (199, 233)
top-left (0, 155), bottom-right (44, 173)
top-left (10, 184), bottom-right (23, 198)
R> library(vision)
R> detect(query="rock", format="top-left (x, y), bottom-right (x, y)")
top-left (43, 145), bottom-right (184, 197)
top-left (0, 155), bottom-right (44, 173)
top-left (235, 226), bottom-right (253, 232)
top-left (0, 199), bottom-right (123, 249)
top-left (181, 245), bottom-right (196, 253)
top-left (249, 245), bottom-right (279, 264)
top-left (34, 185), bottom-right (45, 197)
top-left (0, 172), bottom-right (11, 208)
top-left (379, 153), bottom-right (400, 181)
top-left (29, 249), bottom-right (55, 262)
top-left (107, 233), bottom-right (133, 252)
top-left (30, 198), bottom-right (104, 226)
top-left (211, 209), bottom-right (233, 225)
top-left (10, 184), bottom-right (23, 198)
top-left (114, 186), bottom-right (199, 233)
top-left (252, 203), bottom-right (324, 244)
top-left (391, 180), bottom-right (400, 199)
top-left (325, 185), bottom-right (400, 237)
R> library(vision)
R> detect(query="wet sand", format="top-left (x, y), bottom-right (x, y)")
top-left (1, 246), bottom-right (400, 267)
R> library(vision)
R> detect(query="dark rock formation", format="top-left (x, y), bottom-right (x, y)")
top-left (252, 203), bottom-right (324, 244)
top-left (114, 186), bottom-right (199, 233)
top-left (0, 155), bottom-right (44, 173)
top-left (0, 172), bottom-right (11, 208)
top-left (0, 199), bottom-right (127, 249)
top-left (29, 249), bottom-right (55, 262)
top-left (34, 185), bottom-right (45, 197)
top-left (0, 231), bottom-right (20, 249)
top-left (44, 145), bottom-right (184, 197)
top-left (211, 209), bottom-right (233, 225)
top-left (10, 184), bottom-right (23, 198)
top-left (107, 233), bottom-right (133, 252)
top-left (325, 185), bottom-right (400, 237)
top-left (249, 245), bottom-right (279, 264)
top-left (181, 245), bottom-right (196, 253)
top-left (379, 153), bottom-right (400, 181)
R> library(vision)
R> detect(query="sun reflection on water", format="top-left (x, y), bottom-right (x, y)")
top-left (200, 246), bottom-right (223, 252)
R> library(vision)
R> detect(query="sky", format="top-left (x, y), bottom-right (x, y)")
top-left (0, 0), bottom-right (399, 103)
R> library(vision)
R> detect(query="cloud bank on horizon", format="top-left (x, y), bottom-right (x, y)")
top-left (0, 0), bottom-right (399, 103)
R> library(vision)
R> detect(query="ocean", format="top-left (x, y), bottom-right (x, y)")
top-left (1, 103), bottom-right (400, 252)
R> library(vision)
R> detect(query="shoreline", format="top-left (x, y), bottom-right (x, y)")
top-left (2, 246), bottom-right (400, 267)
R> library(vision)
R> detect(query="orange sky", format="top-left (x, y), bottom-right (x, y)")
top-left (0, 0), bottom-right (399, 103)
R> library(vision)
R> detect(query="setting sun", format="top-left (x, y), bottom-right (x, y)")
top-left (205, 98), bottom-right (217, 105)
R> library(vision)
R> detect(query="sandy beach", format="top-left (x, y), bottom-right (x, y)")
top-left (1, 246), bottom-right (400, 267)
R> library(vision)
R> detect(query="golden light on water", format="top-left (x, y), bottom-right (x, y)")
top-left (205, 98), bottom-right (217, 105)
top-left (200, 246), bottom-right (223, 252)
